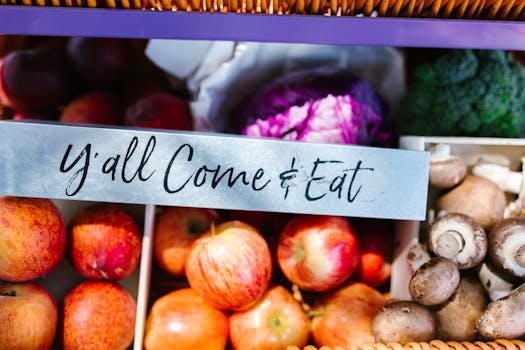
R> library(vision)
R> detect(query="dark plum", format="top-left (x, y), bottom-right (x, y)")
top-left (67, 37), bottom-right (133, 89)
top-left (0, 48), bottom-right (73, 112)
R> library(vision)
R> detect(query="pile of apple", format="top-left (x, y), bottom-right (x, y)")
top-left (0, 35), bottom-right (192, 130)
top-left (0, 196), bottom-right (142, 350)
top-left (145, 207), bottom-right (395, 350)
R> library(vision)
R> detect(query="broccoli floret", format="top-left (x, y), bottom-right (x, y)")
top-left (415, 49), bottom-right (478, 86)
top-left (397, 49), bottom-right (525, 138)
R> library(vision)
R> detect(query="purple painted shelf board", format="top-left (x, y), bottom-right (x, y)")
top-left (0, 6), bottom-right (525, 49)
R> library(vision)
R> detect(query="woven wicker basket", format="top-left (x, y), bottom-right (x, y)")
top-left (0, 0), bottom-right (524, 20)
top-left (287, 339), bottom-right (525, 350)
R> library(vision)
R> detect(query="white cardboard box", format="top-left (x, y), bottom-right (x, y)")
top-left (391, 136), bottom-right (525, 300)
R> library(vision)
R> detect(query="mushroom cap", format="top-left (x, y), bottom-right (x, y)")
top-left (429, 155), bottom-right (467, 189)
top-left (371, 300), bottom-right (436, 344)
top-left (476, 282), bottom-right (525, 340)
top-left (488, 217), bottom-right (525, 280)
top-left (428, 213), bottom-right (487, 270)
top-left (409, 257), bottom-right (460, 306)
top-left (436, 175), bottom-right (506, 230)
top-left (435, 276), bottom-right (488, 341)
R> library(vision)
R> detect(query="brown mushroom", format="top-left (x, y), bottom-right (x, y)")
top-left (371, 300), bottom-right (436, 344)
top-left (476, 282), bottom-right (525, 340)
top-left (436, 175), bottom-right (506, 230)
top-left (428, 213), bottom-right (487, 270)
top-left (407, 242), bottom-right (431, 274)
top-left (488, 217), bottom-right (525, 280)
top-left (434, 276), bottom-right (488, 341)
top-left (409, 257), bottom-right (460, 306)
top-left (428, 143), bottom-right (467, 189)
top-left (503, 157), bottom-right (525, 218)
top-left (477, 261), bottom-right (515, 301)
top-left (472, 156), bottom-right (522, 194)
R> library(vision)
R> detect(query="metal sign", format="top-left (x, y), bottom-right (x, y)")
top-left (0, 121), bottom-right (430, 220)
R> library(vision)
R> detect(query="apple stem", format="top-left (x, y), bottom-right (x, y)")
top-left (95, 265), bottom-right (109, 280)
top-left (210, 222), bottom-right (216, 237)
top-left (308, 308), bottom-right (326, 318)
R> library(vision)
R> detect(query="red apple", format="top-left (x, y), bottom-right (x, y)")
top-left (154, 206), bottom-right (219, 276)
top-left (0, 282), bottom-right (58, 350)
top-left (354, 218), bottom-right (394, 287)
top-left (185, 220), bottom-right (273, 311)
top-left (229, 284), bottom-right (310, 350)
top-left (68, 203), bottom-right (142, 281)
top-left (0, 196), bottom-right (66, 282)
top-left (144, 288), bottom-right (229, 350)
top-left (277, 215), bottom-right (360, 292)
top-left (61, 280), bottom-right (136, 350)
top-left (310, 281), bottom-right (386, 348)
top-left (124, 92), bottom-right (193, 130)
top-left (60, 90), bottom-right (121, 125)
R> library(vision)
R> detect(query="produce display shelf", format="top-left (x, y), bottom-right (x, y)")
top-left (1, 6), bottom-right (525, 49)
top-left (2, 3), bottom-right (525, 350)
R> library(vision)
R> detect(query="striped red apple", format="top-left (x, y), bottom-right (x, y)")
top-left (185, 220), bottom-right (272, 311)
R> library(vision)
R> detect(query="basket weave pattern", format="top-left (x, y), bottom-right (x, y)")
top-left (1, 0), bottom-right (524, 19)
top-left (287, 339), bottom-right (525, 350)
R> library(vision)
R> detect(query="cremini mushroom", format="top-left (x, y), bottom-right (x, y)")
top-left (434, 276), bottom-right (488, 341)
top-left (428, 143), bottom-right (467, 189)
top-left (471, 155), bottom-right (522, 194)
top-left (503, 156), bottom-right (525, 218)
top-left (436, 175), bottom-right (506, 230)
top-left (371, 300), bottom-right (436, 344)
top-left (476, 282), bottom-right (525, 340)
top-left (428, 213), bottom-right (487, 270)
top-left (406, 242), bottom-right (431, 274)
top-left (409, 257), bottom-right (460, 306)
top-left (477, 261), bottom-right (515, 301)
top-left (488, 217), bottom-right (525, 280)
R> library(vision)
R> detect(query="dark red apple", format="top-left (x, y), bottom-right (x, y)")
top-left (229, 284), bottom-right (310, 350)
top-left (124, 92), bottom-right (193, 130)
top-left (144, 288), bottom-right (229, 350)
top-left (60, 90), bottom-right (121, 125)
top-left (185, 220), bottom-right (273, 311)
top-left (0, 196), bottom-right (66, 282)
top-left (277, 215), bottom-right (360, 292)
top-left (0, 282), bottom-right (58, 350)
top-left (154, 206), bottom-right (219, 276)
top-left (68, 203), bottom-right (142, 281)
top-left (61, 280), bottom-right (136, 350)
top-left (66, 37), bottom-right (132, 89)
top-left (354, 218), bottom-right (394, 287)
top-left (0, 48), bottom-right (73, 112)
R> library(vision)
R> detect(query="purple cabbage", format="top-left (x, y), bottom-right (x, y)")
top-left (229, 69), bottom-right (393, 147)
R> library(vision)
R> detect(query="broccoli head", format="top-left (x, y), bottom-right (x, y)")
top-left (397, 49), bottom-right (525, 138)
